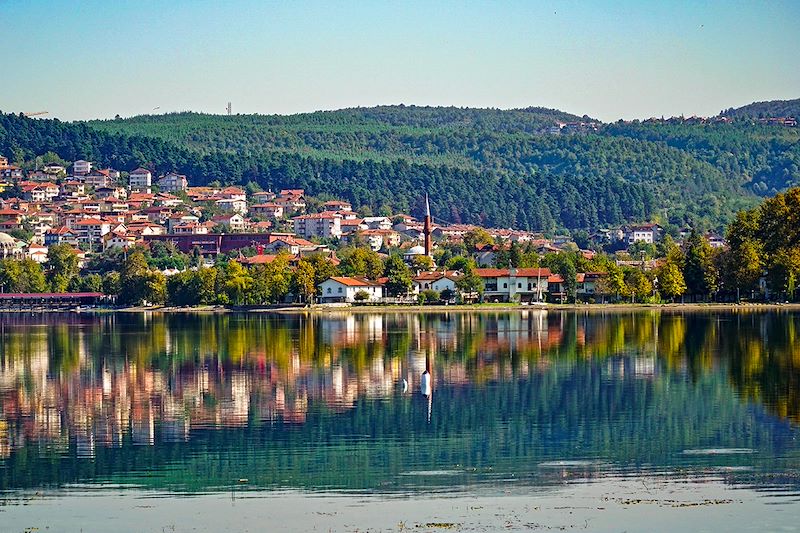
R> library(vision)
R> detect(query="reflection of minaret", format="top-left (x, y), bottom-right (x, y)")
top-left (421, 350), bottom-right (433, 423)
top-left (423, 193), bottom-right (432, 258)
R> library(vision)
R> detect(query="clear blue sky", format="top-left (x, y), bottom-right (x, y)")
top-left (2, 0), bottom-right (798, 122)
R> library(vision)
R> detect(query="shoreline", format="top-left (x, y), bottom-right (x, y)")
top-left (2, 302), bottom-right (800, 314)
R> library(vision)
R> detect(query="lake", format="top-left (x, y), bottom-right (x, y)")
top-left (1, 310), bottom-right (799, 531)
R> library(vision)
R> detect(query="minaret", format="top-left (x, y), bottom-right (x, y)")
top-left (423, 193), bottom-right (432, 257)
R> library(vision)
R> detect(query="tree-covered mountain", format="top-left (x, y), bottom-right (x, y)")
top-left (1, 100), bottom-right (798, 231)
top-left (720, 98), bottom-right (800, 120)
top-left (604, 120), bottom-right (800, 196)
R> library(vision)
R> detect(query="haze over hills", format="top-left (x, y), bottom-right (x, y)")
top-left (1, 99), bottom-right (798, 232)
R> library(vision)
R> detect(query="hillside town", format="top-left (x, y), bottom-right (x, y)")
top-left (0, 154), bottom-right (793, 307)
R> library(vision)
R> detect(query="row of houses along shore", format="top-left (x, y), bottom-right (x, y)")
top-left (0, 156), bottom-right (727, 305)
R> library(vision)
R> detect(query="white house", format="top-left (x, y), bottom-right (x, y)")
top-left (362, 216), bottom-right (393, 231)
top-left (215, 198), bottom-right (248, 214)
top-left (156, 172), bottom-right (188, 193)
top-left (475, 267), bottom-right (552, 303)
top-left (293, 212), bottom-right (342, 239)
top-left (73, 160), bottom-right (92, 176)
top-left (250, 203), bottom-right (284, 219)
top-left (129, 167), bottom-right (153, 193)
top-left (212, 213), bottom-right (246, 232)
top-left (318, 276), bottom-right (384, 303)
top-left (624, 224), bottom-right (662, 245)
top-left (412, 271), bottom-right (462, 295)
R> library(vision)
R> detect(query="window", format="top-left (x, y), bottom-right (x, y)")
top-left (327, 287), bottom-right (332, 294)
top-left (517, 283), bottom-right (521, 288)
top-left (338, 287), bottom-right (343, 293)
top-left (503, 283), bottom-right (507, 289)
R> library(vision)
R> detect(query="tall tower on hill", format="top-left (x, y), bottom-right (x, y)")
top-left (424, 193), bottom-right (432, 257)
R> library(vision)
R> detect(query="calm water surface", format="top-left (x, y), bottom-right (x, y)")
top-left (0, 310), bottom-right (799, 531)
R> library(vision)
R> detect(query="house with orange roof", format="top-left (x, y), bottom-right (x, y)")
top-left (103, 230), bottom-right (137, 250)
top-left (323, 200), bottom-right (352, 212)
top-left (74, 217), bottom-right (118, 249)
top-left (250, 203), bottom-right (284, 219)
top-left (474, 267), bottom-right (552, 303)
top-left (44, 226), bottom-right (78, 246)
top-left (129, 167), bottom-right (152, 193)
top-left (83, 169), bottom-right (112, 188)
top-left (412, 270), bottom-right (462, 295)
top-left (293, 212), bottom-right (342, 239)
top-left (156, 172), bottom-right (188, 193)
top-left (318, 276), bottom-right (383, 303)
top-left (359, 228), bottom-right (401, 251)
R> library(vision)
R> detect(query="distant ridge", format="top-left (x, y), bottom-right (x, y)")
top-left (2, 99), bottom-right (799, 231)
top-left (721, 98), bottom-right (800, 119)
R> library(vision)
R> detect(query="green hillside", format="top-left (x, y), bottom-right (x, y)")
top-left (2, 101), bottom-right (799, 231)
top-left (721, 98), bottom-right (800, 119)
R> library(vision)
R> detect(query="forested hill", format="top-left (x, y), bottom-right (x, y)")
top-left (2, 102), bottom-right (798, 231)
top-left (720, 98), bottom-right (800, 119)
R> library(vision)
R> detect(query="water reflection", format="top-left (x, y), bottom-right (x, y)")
top-left (0, 310), bottom-right (798, 494)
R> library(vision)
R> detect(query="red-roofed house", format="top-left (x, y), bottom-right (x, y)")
top-left (250, 203), bottom-right (284, 219)
top-left (475, 267), bottom-right (552, 303)
top-left (412, 270), bottom-right (462, 294)
top-left (293, 212), bottom-right (342, 239)
top-left (74, 218), bottom-right (115, 249)
top-left (318, 276), bottom-right (384, 303)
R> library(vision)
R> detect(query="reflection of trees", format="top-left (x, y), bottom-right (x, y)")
top-left (723, 313), bottom-right (800, 424)
top-left (1, 310), bottom-right (800, 491)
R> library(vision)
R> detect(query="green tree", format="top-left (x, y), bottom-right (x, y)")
top-left (683, 230), bottom-right (719, 299)
top-left (293, 259), bottom-right (317, 303)
top-left (383, 254), bottom-right (412, 297)
top-left (0, 259), bottom-right (46, 293)
top-left (418, 289), bottom-right (440, 305)
top-left (463, 227), bottom-right (493, 252)
top-left (143, 270), bottom-right (167, 304)
top-left (597, 262), bottom-right (625, 301)
top-left (46, 243), bottom-right (79, 292)
top-left (455, 269), bottom-right (484, 302)
top-left (410, 255), bottom-right (434, 272)
top-left (222, 261), bottom-right (252, 305)
top-left (767, 247), bottom-right (800, 300)
top-left (655, 261), bottom-right (686, 301)
top-left (102, 271), bottom-right (121, 296)
top-left (622, 267), bottom-right (653, 302)
top-left (339, 247), bottom-right (384, 279)
top-left (119, 250), bottom-right (153, 305)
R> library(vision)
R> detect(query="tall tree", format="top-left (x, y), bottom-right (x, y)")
top-left (383, 254), bottom-right (412, 297)
top-left (46, 244), bottom-right (79, 292)
top-left (683, 231), bottom-right (718, 299)
top-left (119, 250), bottom-right (153, 305)
top-left (293, 259), bottom-right (316, 304)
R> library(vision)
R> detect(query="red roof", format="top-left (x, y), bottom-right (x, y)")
top-left (474, 268), bottom-right (551, 278)
top-left (0, 292), bottom-right (103, 300)
top-left (240, 254), bottom-right (279, 265)
top-left (325, 276), bottom-right (380, 287)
